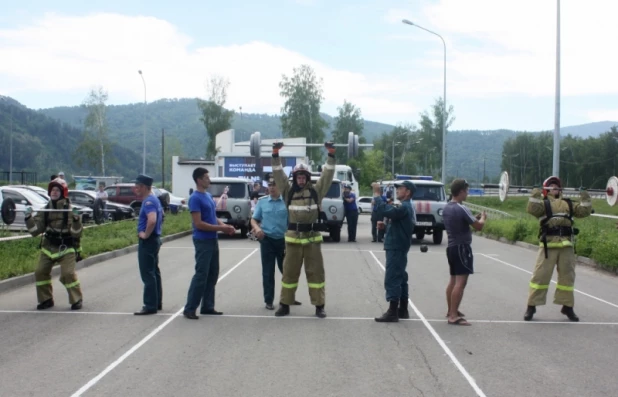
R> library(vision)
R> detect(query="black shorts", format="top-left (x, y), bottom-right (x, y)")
top-left (446, 244), bottom-right (474, 276)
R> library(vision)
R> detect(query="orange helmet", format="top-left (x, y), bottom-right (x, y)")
top-left (48, 178), bottom-right (69, 199)
top-left (542, 176), bottom-right (561, 197)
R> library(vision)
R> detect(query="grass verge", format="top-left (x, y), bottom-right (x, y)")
top-left (466, 197), bottom-right (618, 271)
top-left (0, 211), bottom-right (192, 281)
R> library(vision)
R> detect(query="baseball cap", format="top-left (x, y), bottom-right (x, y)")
top-left (394, 180), bottom-right (416, 192)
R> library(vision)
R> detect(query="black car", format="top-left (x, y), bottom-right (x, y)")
top-left (68, 190), bottom-right (136, 223)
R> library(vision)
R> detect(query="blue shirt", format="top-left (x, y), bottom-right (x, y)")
top-left (252, 194), bottom-right (288, 239)
top-left (138, 193), bottom-right (163, 236)
top-left (189, 191), bottom-right (218, 240)
top-left (343, 192), bottom-right (358, 211)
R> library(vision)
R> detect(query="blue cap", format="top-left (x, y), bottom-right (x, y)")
top-left (394, 180), bottom-right (416, 192)
top-left (134, 174), bottom-right (153, 187)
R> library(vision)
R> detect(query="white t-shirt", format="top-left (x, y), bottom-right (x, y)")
top-left (96, 190), bottom-right (108, 201)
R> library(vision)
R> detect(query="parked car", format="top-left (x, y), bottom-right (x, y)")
top-left (104, 183), bottom-right (170, 212)
top-left (12, 185), bottom-right (93, 223)
top-left (0, 186), bottom-right (92, 230)
top-left (68, 190), bottom-right (135, 222)
top-left (159, 188), bottom-right (187, 214)
top-left (356, 196), bottom-right (373, 213)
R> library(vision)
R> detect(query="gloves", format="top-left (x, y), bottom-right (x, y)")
top-left (72, 207), bottom-right (79, 216)
top-left (25, 207), bottom-right (33, 217)
top-left (272, 142), bottom-right (284, 155)
top-left (324, 142), bottom-right (336, 156)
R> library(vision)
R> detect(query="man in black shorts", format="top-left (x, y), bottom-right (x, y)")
top-left (442, 179), bottom-right (486, 326)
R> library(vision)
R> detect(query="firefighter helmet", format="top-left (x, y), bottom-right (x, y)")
top-left (292, 163), bottom-right (311, 179)
top-left (48, 178), bottom-right (69, 199)
top-left (542, 176), bottom-right (561, 197)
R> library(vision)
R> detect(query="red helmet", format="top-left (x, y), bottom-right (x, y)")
top-left (542, 176), bottom-right (561, 197)
top-left (292, 163), bottom-right (311, 180)
top-left (48, 178), bottom-right (69, 199)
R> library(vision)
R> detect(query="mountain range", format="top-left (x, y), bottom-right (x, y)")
top-left (0, 96), bottom-right (616, 184)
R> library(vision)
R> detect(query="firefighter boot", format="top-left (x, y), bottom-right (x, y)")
top-left (375, 300), bottom-right (399, 322)
top-left (275, 303), bottom-right (290, 317)
top-left (398, 300), bottom-right (410, 319)
top-left (37, 299), bottom-right (54, 310)
top-left (561, 305), bottom-right (579, 322)
top-left (523, 305), bottom-right (536, 321)
top-left (71, 299), bottom-right (82, 311)
top-left (315, 305), bottom-right (326, 319)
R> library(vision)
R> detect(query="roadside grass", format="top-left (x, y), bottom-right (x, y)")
top-left (466, 197), bottom-right (618, 270)
top-left (0, 212), bottom-right (192, 281)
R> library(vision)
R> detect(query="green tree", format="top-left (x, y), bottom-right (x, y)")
top-left (74, 87), bottom-right (114, 175)
top-left (197, 75), bottom-right (234, 159)
top-left (279, 64), bottom-right (328, 163)
top-left (331, 100), bottom-right (364, 163)
top-left (418, 97), bottom-right (455, 179)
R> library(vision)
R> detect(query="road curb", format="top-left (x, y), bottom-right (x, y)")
top-left (475, 232), bottom-right (618, 276)
top-left (0, 230), bottom-right (192, 295)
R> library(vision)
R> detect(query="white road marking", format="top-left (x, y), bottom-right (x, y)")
top-left (69, 248), bottom-right (258, 397)
top-left (3, 310), bottom-right (616, 325)
top-left (479, 254), bottom-right (618, 309)
top-left (369, 251), bottom-right (487, 397)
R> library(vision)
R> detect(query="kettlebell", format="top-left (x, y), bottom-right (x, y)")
top-left (420, 244), bottom-right (428, 253)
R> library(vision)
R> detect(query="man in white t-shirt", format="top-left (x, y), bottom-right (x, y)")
top-left (96, 184), bottom-right (108, 220)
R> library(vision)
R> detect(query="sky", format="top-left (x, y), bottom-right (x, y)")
top-left (0, 0), bottom-right (616, 131)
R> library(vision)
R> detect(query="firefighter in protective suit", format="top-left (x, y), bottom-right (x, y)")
top-left (524, 176), bottom-right (591, 322)
top-left (272, 141), bottom-right (336, 318)
top-left (26, 178), bottom-right (84, 310)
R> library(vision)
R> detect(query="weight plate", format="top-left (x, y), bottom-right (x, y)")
top-left (353, 134), bottom-right (360, 158)
top-left (1, 198), bottom-right (16, 226)
top-left (498, 171), bottom-right (509, 202)
top-left (347, 132), bottom-right (354, 159)
top-left (606, 176), bottom-right (618, 207)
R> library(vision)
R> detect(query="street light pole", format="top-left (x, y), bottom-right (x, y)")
top-left (1, 97), bottom-right (12, 184)
top-left (552, 0), bottom-right (561, 177)
top-left (402, 19), bottom-right (447, 183)
top-left (138, 70), bottom-right (147, 175)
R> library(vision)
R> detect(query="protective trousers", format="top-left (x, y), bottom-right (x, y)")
top-left (280, 242), bottom-right (325, 306)
top-left (527, 246), bottom-right (575, 307)
top-left (34, 252), bottom-right (82, 304)
top-left (385, 249), bottom-right (409, 302)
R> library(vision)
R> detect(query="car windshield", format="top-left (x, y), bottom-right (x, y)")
top-left (207, 183), bottom-right (246, 199)
top-left (15, 188), bottom-right (49, 206)
top-left (412, 185), bottom-right (445, 201)
top-left (314, 182), bottom-right (340, 198)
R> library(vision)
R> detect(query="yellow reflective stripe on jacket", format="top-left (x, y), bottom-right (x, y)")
top-left (308, 282), bottom-right (325, 289)
top-left (556, 284), bottom-right (574, 291)
top-left (282, 282), bottom-right (298, 289)
top-left (36, 280), bottom-right (52, 286)
top-left (284, 235), bottom-right (324, 244)
top-left (538, 241), bottom-right (573, 248)
top-left (529, 282), bottom-right (550, 290)
top-left (41, 247), bottom-right (76, 259)
top-left (64, 280), bottom-right (80, 289)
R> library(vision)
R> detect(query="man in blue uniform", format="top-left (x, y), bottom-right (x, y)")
top-left (133, 174), bottom-right (164, 315)
top-left (372, 180), bottom-right (416, 322)
top-left (183, 167), bottom-right (236, 319)
top-left (342, 183), bottom-right (359, 242)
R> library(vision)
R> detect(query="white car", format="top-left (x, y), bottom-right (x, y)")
top-left (159, 188), bottom-right (188, 213)
top-left (357, 196), bottom-right (373, 213)
top-left (0, 186), bottom-right (57, 231)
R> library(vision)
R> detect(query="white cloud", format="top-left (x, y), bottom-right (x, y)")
top-left (0, 12), bottom-right (419, 124)
top-left (388, 0), bottom-right (618, 98)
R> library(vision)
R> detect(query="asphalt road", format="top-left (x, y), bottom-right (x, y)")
top-left (1, 215), bottom-right (617, 397)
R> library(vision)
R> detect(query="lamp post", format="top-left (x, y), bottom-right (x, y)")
top-left (138, 70), bottom-right (147, 175)
top-left (402, 19), bottom-right (447, 183)
top-left (552, 0), bottom-right (561, 177)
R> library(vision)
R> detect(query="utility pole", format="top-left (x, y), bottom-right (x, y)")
top-left (552, 0), bottom-right (561, 177)
top-left (161, 128), bottom-right (165, 189)
top-left (483, 156), bottom-right (486, 183)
